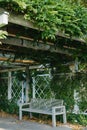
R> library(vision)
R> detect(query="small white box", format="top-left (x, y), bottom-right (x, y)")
top-left (0, 11), bottom-right (9, 27)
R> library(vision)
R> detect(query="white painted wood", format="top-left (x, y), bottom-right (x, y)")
top-left (32, 77), bottom-right (35, 98)
top-left (73, 90), bottom-right (79, 113)
top-left (63, 106), bottom-right (67, 123)
top-left (22, 82), bottom-right (24, 103)
top-left (19, 98), bottom-right (67, 127)
top-left (52, 107), bottom-right (56, 127)
top-left (8, 71), bottom-right (12, 100)
top-left (25, 67), bottom-right (29, 102)
top-left (19, 105), bottom-right (22, 120)
top-left (0, 12), bottom-right (9, 27)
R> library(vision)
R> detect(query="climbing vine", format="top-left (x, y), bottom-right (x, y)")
top-left (0, 0), bottom-right (87, 40)
top-left (50, 69), bottom-right (87, 112)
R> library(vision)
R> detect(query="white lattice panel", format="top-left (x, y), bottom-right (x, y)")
top-left (0, 76), bottom-right (23, 103)
top-left (32, 74), bottom-right (55, 99)
top-left (11, 77), bottom-right (22, 102)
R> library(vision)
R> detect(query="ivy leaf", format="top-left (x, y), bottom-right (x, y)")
top-left (0, 30), bottom-right (8, 39)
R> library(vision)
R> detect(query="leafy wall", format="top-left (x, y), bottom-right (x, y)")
top-left (51, 72), bottom-right (87, 111)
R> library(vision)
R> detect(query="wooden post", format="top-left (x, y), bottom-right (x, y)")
top-left (25, 66), bottom-right (30, 102)
top-left (73, 90), bottom-right (79, 113)
top-left (32, 77), bottom-right (35, 98)
top-left (21, 81), bottom-right (24, 103)
top-left (8, 71), bottom-right (12, 100)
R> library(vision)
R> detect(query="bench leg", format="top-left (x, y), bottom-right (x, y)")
top-left (63, 107), bottom-right (67, 123)
top-left (19, 108), bottom-right (22, 120)
top-left (30, 112), bottom-right (32, 118)
top-left (52, 114), bottom-right (56, 127)
top-left (63, 113), bottom-right (67, 123)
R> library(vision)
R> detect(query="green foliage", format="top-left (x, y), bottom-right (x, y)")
top-left (50, 71), bottom-right (87, 126)
top-left (0, 0), bottom-right (87, 40)
top-left (0, 0), bottom-right (25, 13)
top-left (71, 0), bottom-right (87, 7)
top-left (14, 70), bottom-right (26, 81)
top-left (50, 72), bottom-right (87, 112)
top-left (24, 0), bottom-right (87, 39)
top-left (51, 74), bottom-right (74, 111)
top-left (0, 30), bottom-right (8, 39)
top-left (67, 113), bottom-right (87, 126)
top-left (0, 98), bottom-right (18, 114)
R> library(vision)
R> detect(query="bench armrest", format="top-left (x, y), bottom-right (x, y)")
top-left (52, 105), bottom-right (65, 109)
top-left (19, 103), bottom-right (30, 108)
top-left (52, 105), bottom-right (66, 114)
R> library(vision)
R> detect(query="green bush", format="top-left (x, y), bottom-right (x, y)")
top-left (67, 113), bottom-right (87, 126)
top-left (0, 98), bottom-right (19, 115)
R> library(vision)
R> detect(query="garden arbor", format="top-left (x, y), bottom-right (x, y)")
top-left (0, 6), bottom-right (87, 116)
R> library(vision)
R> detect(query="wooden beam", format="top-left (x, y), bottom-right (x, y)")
top-left (0, 65), bottom-right (45, 73)
top-left (8, 12), bottom-right (85, 43)
top-left (0, 57), bottom-right (37, 64)
top-left (0, 67), bottom-right (26, 73)
top-left (9, 13), bottom-right (37, 30)
top-left (1, 36), bottom-right (71, 56)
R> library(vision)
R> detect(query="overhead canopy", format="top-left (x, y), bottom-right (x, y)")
top-left (0, 8), bottom-right (87, 72)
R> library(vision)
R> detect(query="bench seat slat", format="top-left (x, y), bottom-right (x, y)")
top-left (21, 108), bottom-right (65, 115)
top-left (21, 108), bottom-right (52, 115)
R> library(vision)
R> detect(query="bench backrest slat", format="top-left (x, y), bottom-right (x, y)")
top-left (30, 98), bottom-right (63, 112)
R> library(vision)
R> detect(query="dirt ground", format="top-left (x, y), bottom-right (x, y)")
top-left (0, 111), bottom-right (86, 130)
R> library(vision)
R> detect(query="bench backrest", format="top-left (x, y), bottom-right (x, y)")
top-left (30, 98), bottom-right (63, 112)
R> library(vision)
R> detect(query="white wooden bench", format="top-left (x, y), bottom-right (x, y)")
top-left (19, 98), bottom-right (67, 127)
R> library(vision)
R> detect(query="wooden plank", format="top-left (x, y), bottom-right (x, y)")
top-left (25, 67), bottom-right (30, 102)
top-left (0, 65), bottom-right (44, 73)
top-left (0, 65), bottom-right (46, 73)
top-left (0, 57), bottom-right (37, 64)
top-left (0, 67), bottom-right (26, 73)
top-left (8, 71), bottom-right (12, 100)
top-left (1, 37), bottom-right (71, 55)
top-left (9, 13), bottom-right (37, 30)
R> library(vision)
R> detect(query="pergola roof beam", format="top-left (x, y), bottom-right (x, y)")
top-left (0, 57), bottom-right (37, 64)
top-left (1, 36), bottom-right (71, 56)
top-left (8, 12), bottom-right (85, 43)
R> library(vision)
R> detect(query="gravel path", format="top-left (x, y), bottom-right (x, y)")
top-left (0, 117), bottom-right (72, 130)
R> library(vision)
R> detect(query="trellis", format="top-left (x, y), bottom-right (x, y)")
top-left (0, 72), bottom-right (29, 104)
top-left (11, 77), bottom-right (22, 102)
top-left (0, 76), bottom-right (21, 101)
top-left (32, 74), bottom-right (55, 99)
top-left (0, 71), bottom-right (55, 105)
top-left (0, 69), bottom-right (87, 117)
